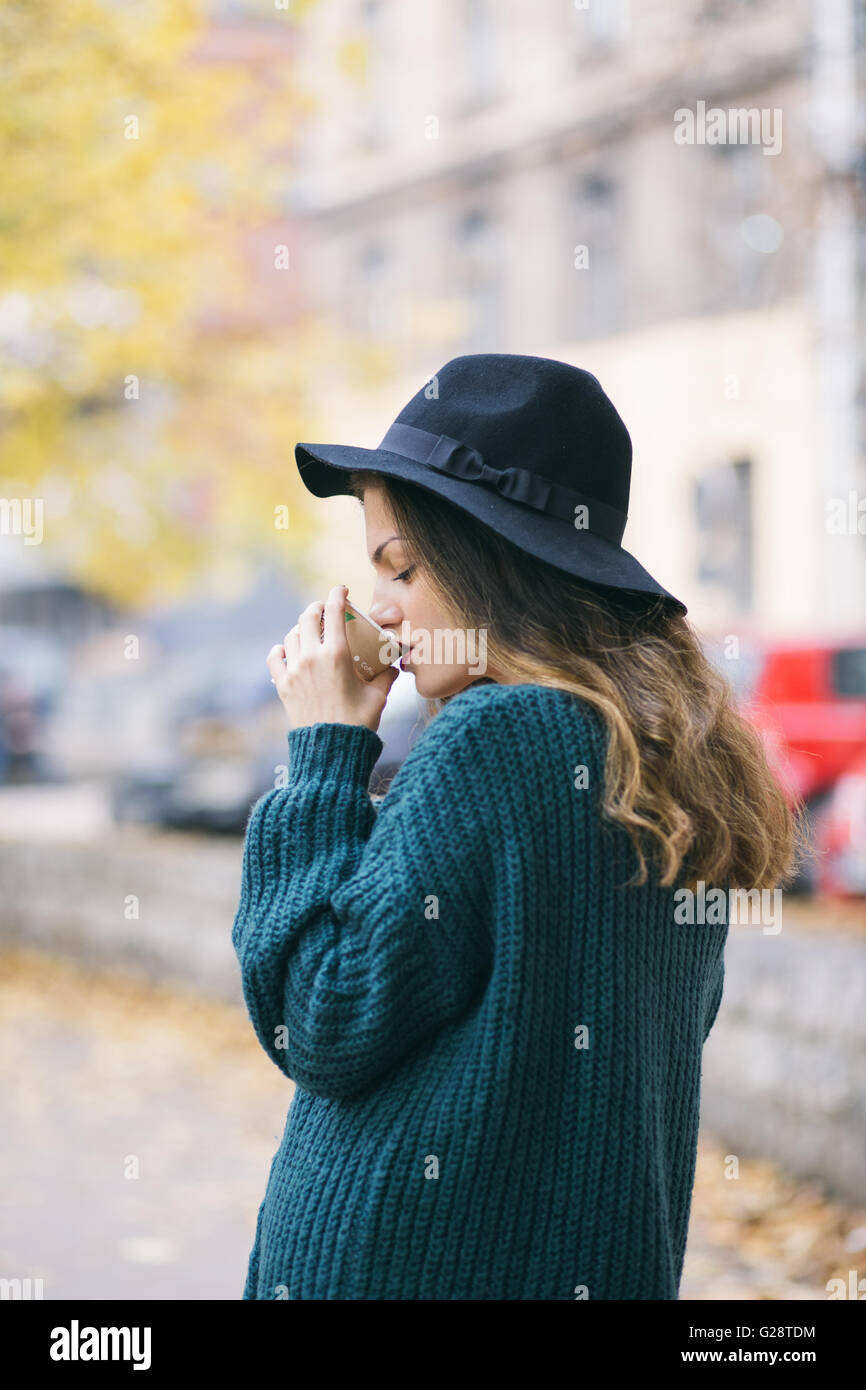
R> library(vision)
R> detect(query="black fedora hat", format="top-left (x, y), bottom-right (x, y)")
top-left (294, 352), bottom-right (687, 616)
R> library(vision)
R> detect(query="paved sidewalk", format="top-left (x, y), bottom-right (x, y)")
top-left (0, 945), bottom-right (863, 1300)
top-left (0, 946), bottom-right (288, 1300)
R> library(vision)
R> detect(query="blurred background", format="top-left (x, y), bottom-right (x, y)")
top-left (1, 0), bottom-right (865, 1301)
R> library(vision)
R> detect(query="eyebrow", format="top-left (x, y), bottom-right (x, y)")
top-left (371, 536), bottom-right (403, 565)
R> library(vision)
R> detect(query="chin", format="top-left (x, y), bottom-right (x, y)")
top-left (412, 666), bottom-right (485, 699)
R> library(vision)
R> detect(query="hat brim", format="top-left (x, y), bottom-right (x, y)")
top-left (295, 440), bottom-right (687, 616)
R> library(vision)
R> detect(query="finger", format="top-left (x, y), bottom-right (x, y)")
top-left (266, 645), bottom-right (287, 684)
top-left (365, 665), bottom-right (401, 697)
top-left (298, 600), bottom-right (325, 654)
top-left (322, 585), bottom-right (350, 654)
top-left (282, 624), bottom-right (300, 659)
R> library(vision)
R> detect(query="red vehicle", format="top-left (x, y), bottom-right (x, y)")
top-left (701, 629), bottom-right (866, 895)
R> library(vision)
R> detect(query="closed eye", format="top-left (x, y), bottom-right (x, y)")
top-left (394, 566), bottom-right (416, 583)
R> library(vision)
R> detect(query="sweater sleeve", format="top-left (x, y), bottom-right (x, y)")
top-left (231, 702), bottom-right (497, 1102)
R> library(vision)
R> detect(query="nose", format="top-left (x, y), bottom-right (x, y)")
top-left (369, 604), bottom-right (402, 632)
top-left (367, 587), bottom-right (404, 631)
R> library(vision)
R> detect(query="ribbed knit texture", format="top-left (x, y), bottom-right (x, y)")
top-left (231, 681), bottom-right (728, 1300)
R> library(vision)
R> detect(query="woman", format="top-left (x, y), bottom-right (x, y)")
top-left (232, 353), bottom-right (805, 1300)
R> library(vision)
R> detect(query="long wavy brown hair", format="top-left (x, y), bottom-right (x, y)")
top-left (347, 470), bottom-right (809, 893)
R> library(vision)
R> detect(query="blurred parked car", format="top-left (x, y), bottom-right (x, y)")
top-left (702, 628), bottom-right (866, 895)
top-left (0, 625), bottom-right (65, 783)
top-left (41, 566), bottom-right (429, 834)
top-left (111, 662), bottom-right (424, 832)
top-left (814, 748), bottom-right (866, 897)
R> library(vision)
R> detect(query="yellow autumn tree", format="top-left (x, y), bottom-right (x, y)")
top-left (0, 0), bottom-right (367, 608)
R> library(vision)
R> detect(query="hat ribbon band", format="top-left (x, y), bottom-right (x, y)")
top-left (378, 421), bottom-right (627, 545)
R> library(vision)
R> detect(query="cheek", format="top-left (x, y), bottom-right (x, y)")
top-left (409, 598), bottom-right (443, 638)
top-left (410, 581), bottom-right (448, 631)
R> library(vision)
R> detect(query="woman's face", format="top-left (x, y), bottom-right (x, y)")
top-left (361, 485), bottom-right (502, 698)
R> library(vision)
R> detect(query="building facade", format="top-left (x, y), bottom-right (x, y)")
top-left (282, 0), bottom-right (865, 634)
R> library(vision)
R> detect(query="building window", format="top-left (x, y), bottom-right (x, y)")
top-left (571, 0), bottom-right (631, 56)
top-left (455, 209), bottom-right (501, 349)
top-left (562, 169), bottom-right (623, 339)
top-left (458, 0), bottom-right (499, 112)
top-left (350, 242), bottom-right (391, 338)
top-left (693, 458), bottom-right (754, 612)
top-left (357, 0), bottom-right (389, 149)
top-left (701, 141), bottom-right (782, 311)
top-left (698, 0), bottom-right (765, 23)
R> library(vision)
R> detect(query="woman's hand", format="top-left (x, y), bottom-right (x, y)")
top-left (267, 585), bottom-right (400, 734)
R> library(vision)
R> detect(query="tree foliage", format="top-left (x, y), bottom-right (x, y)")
top-left (0, 0), bottom-right (340, 606)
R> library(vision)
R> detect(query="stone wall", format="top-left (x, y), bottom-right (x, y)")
top-left (2, 834), bottom-right (865, 1204)
top-left (1, 832), bottom-right (246, 1002)
top-left (701, 926), bottom-right (866, 1206)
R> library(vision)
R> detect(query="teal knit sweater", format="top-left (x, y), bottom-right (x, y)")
top-left (232, 680), bottom-right (728, 1300)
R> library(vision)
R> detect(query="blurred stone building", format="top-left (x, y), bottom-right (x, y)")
top-left (275, 0), bottom-right (865, 634)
